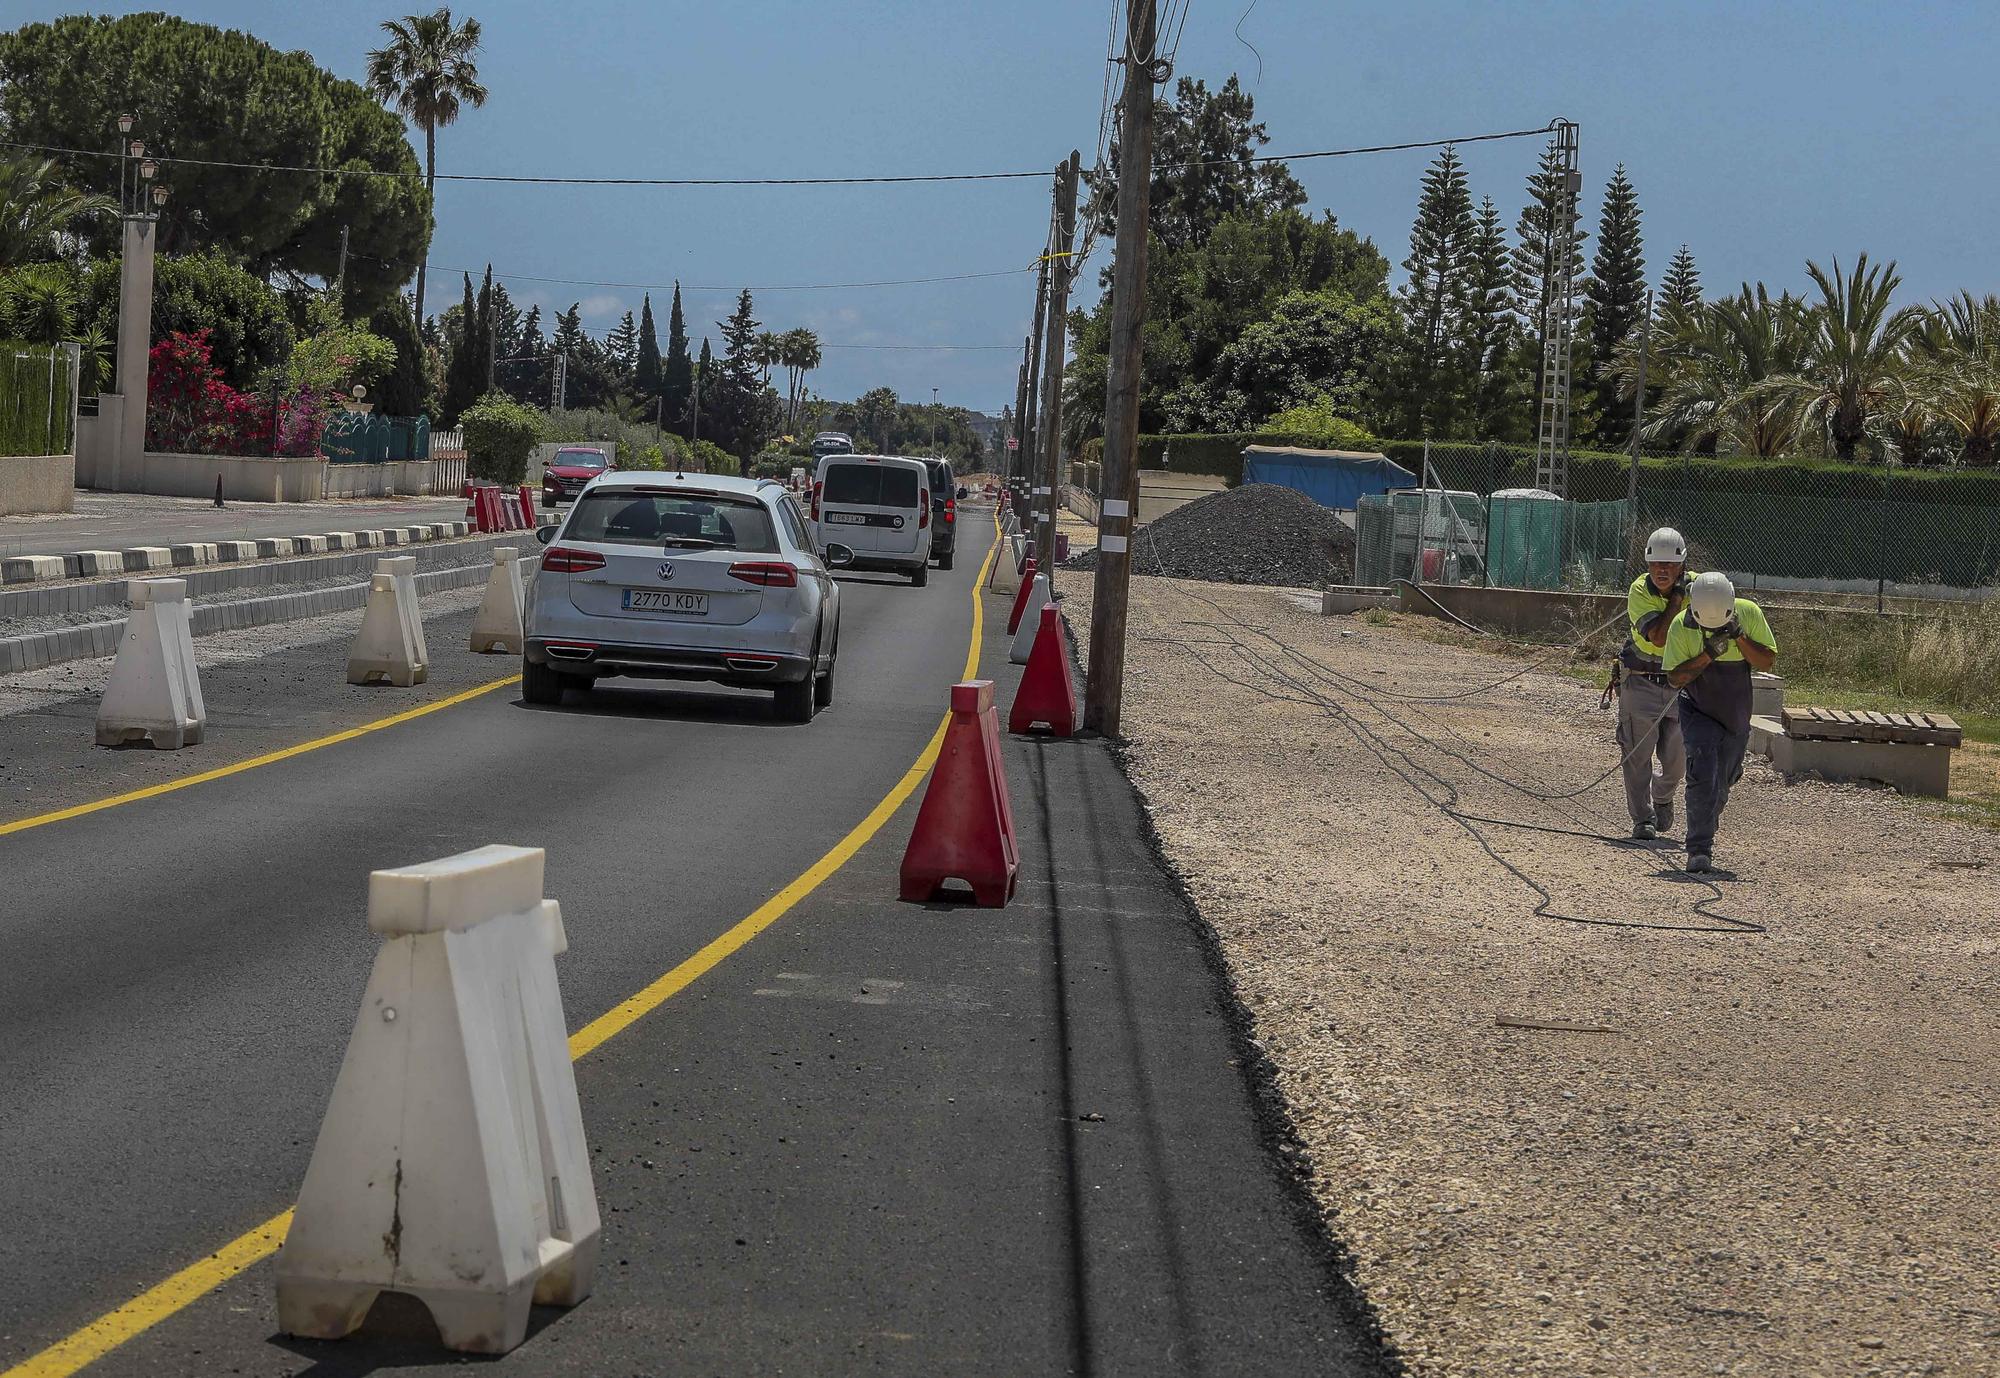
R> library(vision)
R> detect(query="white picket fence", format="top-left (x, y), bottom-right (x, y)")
top-left (431, 428), bottom-right (465, 456)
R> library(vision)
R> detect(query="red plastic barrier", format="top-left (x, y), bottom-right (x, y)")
top-left (1006, 558), bottom-right (1040, 635)
top-left (1018, 539), bottom-right (1035, 574)
top-left (899, 681), bottom-right (1019, 908)
top-left (1009, 604), bottom-right (1077, 737)
top-left (517, 486), bottom-right (536, 528)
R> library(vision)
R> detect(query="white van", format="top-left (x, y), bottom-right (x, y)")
top-left (811, 453), bottom-right (934, 586)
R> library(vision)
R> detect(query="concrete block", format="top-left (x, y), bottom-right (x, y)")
top-left (255, 537), bottom-right (297, 559)
top-left (1764, 727), bottom-right (1953, 798)
top-left (447, 521), bottom-right (469, 537)
top-left (74, 550), bottom-right (123, 577)
top-left (121, 546), bottom-right (173, 572)
top-left (274, 845), bottom-right (599, 1354)
top-left (346, 556), bottom-right (429, 688)
top-left (169, 542), bottom-right (218, 568)
top-left (469, 548), bottom-right (525, 654)
top-left (404, 526), bottom-right (430, 543)
top-left (95, 579), bottom-right (205, 750)
top-left (1009, 574), bottom-right (1051, 665)
top-left (2, 555), bottom-right (64, 584)
top-left (1749, 713), bottom-right (1782, 757)
top-left (1322, 587), bottom-right (1396, 615)
top-left (354, 529), bottom-right (381, 548)
top-left (294, 534), bottom-right (330, 554)
top-left (323, 531), bottom-right (358, 551)
top-left (214, 541), bottom-right (258, 562)
top-left (1752, 672), bottom-right (1785, 719)
top-left (381, 527), bottom-right (407, 546)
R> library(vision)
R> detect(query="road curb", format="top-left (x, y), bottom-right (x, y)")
top-left (0, 521), bottom-right (473, 586)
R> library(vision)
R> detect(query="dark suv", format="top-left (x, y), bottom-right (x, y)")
top-left (921, 458), bottom-right (957, 569)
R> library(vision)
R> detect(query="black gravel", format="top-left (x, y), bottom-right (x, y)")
top-left (1067, 483), bottom-right (1356, 588)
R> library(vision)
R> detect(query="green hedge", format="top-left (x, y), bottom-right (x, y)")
top-left (0, 342), bottom-right (71, 456)
top-left (461, 393), bottom-right (544, 484)
top-left (1076, 431), bottom-right (2000, 507)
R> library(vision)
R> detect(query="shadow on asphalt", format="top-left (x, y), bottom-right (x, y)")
top-left (268, 1293), bottom-right (568, 1374)
top-left (507, 684), bottom-right (797, 727)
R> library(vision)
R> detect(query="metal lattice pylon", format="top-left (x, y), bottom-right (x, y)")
top-left (1534, 121), bottom-right (1581, 497)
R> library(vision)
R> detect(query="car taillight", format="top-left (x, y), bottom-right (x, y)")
top-left (728, 561), bottom-right (799, 587)
top-left (918, 490), bottom-right (931, 529)
top-left (541, 546), bottom-right (605, 573)
top-left (944, 497), bottom-right (956, 525)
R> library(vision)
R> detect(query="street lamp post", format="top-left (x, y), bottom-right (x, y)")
top-left (108, 117), bottom-right (168, 490)
top-left (931, 386), bottom-right (939, 454)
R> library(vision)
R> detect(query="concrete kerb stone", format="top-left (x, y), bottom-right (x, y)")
top-left (381, 528), bottom-right (407, 547)
top-left (254, 538), bottom-right (296, 559)
top-left (354, 530), bottom-right (382, 548)
top-left (294, 534), bottom-right (330, 554)
top-left (323, 532), bottom-right (359, 551)
top-left (121, 546), bottom-right (173, 572)
top-left (169, 543), bottom-right (219, 568)
top-left (73, 550), bottom-right (123, 577)
top-left (215, 541), bottom-right (257, 562)
top-left (3, 555), bottom-right (65, 584)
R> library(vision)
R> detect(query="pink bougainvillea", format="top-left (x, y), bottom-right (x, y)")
top-left (145, 331), bottom-right (328, 458)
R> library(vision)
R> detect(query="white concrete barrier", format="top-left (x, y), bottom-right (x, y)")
top-left (1009, 574), bottom-right (1051, 664)
top-left (274, 845), bottom-right (599, 1354)
top-left (323, 531), bottom-right (358, 551)
top-left (2, 555), bottom-right (64, 584)
top-left (214, 541), bottom-right (257, 562)
top-left (75, 550), bottom-right (123, 576)
top-left (122, 546), bottom-right (173, 572)
top-left (168, 542), bottom-right (217, 568)
top-left (295, 534), bottom-right (330, 554)
top-left (254, 538), bottom-right (295, 559)
top-left (346, 556), bottom-right (429, 687)
top-left (469, 548), bottom-right (525, 654)
top-left (95, 578), bottom-right (205, 749)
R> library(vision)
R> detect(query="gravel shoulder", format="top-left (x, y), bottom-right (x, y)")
top-left (1063, 575), bottom-right (1997, 1378)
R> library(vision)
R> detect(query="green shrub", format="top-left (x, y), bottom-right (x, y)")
top-left (689, 438), bottom-right (737, 476)
top-left (1263, 401), bottom-right (1379, 451)
top-left (0, 341), bottom-right (72, 456)
top-left (461, 392), bottom-right (544, 483)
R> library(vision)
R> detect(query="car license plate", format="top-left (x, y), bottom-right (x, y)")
top-left (622, 589), bottom-right (708, 615)
top-left (824, 511), bottom-right (868, 525)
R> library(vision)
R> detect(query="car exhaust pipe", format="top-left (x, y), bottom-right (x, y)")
top-left (544, 644), bottom-right (595, 662)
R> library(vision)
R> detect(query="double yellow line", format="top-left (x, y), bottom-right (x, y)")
top-left (1, 523), bottom-right (998, 1378)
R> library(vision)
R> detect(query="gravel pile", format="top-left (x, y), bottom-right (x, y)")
top-left (1067, 483), bottom-right (1354, 588)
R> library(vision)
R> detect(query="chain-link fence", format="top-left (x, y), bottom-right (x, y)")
top-left (1375, 439), bottom-right (2000, 603)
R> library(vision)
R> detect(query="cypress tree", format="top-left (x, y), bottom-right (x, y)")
top-left (1661, 244), bottom-right (1702, 313)
top-left (635, 293), bottom-right (662, 399)
top-left (1461, 195), bottom-right (1520, 438)
top-left (662, 283), bottom-right (694, 436)
top-left (693, 336), bottom-right (714, 441)
top-left (1586, 165), bottom-right (1647, 444)
top-left (372, 296), bottom-right (430, 418)
top-left (1394, 145), bottom-right (1476, 437)
top-left (439, 272), bottom-right (481, 425)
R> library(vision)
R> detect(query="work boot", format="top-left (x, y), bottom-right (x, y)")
top-left (1687, 852), bottom-right (1712, 874)
top-left (1654, 800), bottom-right (1675, 835)
top-left (1631, 820), bottom-right (1656, 840)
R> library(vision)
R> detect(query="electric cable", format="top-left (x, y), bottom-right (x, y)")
top-left (344, 248), bottom-right (1035, 294)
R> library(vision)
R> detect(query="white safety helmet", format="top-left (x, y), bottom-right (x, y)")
top-left (1645, 526), bottom-right (1687, 563)
top-left (1688, 571), bottom-right (1737, 629)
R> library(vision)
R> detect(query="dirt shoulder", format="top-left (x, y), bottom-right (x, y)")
top-left (1060, 573), bottom-right (1997, 1378)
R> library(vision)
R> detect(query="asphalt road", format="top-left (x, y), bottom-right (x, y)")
top-left (0, 492), bottom-right (469, 559)
top-left (0, 512), bottom-right (1384, 1376)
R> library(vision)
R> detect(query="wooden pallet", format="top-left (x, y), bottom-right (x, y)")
top-left (1781, 706), bottom-right (1963, 748)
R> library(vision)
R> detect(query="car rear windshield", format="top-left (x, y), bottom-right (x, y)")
top-left (925, 462), bottom-right (952, 494)
top-left (554, 449), bottom-right (608, 469)
top-left (822, 463), bottom-right (919, 507)
top-left (565, 491), bottom-right (778, 552)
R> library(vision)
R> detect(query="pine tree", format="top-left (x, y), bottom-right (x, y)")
top-left (519, 304), bottom-right (544, 356)
top-left (1510, 139), bottom-right (1590, 342)
top-left (1585, 165), bottom-right (1647, 444)
top-left (552, 303), bottom-right (585, 355)
top-left (439, 271), bottom-right (482, 425)
top-left (606, 310), bottom-right (638, 374)
top-left (489, 282), bottom-right (522, 362)
top-left (712, 289), bottom-right (777, 458)
top-left (1461, 195), bottom-right (1521, 437)
top-left (372, 296), bottom-right (431, 418)
top-left (634, 293), bottom-right (662, 400)
top-left (663, 283), bottom-right (694, 436)
top-left (1661, 244), bottom-right (1702, 313)
top-left (1394, 146), bottom-right (1476, 437)
top-left (692, 336), bottom-right (714, 441)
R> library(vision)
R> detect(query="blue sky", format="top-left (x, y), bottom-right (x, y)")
top-left (15, 1), bottom-right (2000, 411)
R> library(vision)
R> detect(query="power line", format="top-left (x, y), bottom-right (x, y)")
top-left (1, 122), bottom-right (1560, 189)
top-left (346, 249), bottom-right (1033, 294)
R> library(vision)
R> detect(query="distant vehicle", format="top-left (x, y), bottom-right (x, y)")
top-left (525, 471), bottom-right (839, 721)
top-left (921, 457), bottom-right (958, 570)
top-left (789, 465), bottom-right (808, 492)
top-left (541, 446), bottom-right (613, 508)
top-left (811, 453), bottom-right (933, 585)
top-left (811, 432), bottom-right (854, 458)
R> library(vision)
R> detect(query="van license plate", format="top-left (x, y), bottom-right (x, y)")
top-left (824, 512), bottom-right (867, 524)
top-left (622, 589), bottom-right (708, 615)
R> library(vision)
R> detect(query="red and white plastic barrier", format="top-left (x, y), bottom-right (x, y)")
top-left (1009, 602), bottom-right (1077, 737)
top-left (899, 680), bottom-right (1020, 908)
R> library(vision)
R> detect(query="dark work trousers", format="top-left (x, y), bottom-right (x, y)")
top-left (1616, 671), bottom-right (1684, 826)
top-left (1680, 701), bottom-right (1749, 858)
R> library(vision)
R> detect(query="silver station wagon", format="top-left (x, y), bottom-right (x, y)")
top-left (525, 472), bottom-right (840, 721)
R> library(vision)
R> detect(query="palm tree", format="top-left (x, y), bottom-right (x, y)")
top-left (1906, 294), bottom-right (2000, 466)
top-left (1765, 254), bottom-right (1924, 460)
top-left (0, 156), bottom-right (116, 272)
top-left (366, 9), bottom-right (488, 329)
top-left (1627, 287), bottom-right (1811, 457)
top-left (780, 328), bottom-right (821, 431)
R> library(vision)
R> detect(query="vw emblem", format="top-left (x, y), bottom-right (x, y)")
top-left (656, 560), bottom-right (675, 582)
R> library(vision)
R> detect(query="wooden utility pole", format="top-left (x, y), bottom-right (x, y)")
top-left (1085, 0), bottom-right (1158, 737)
top-left (1021, 256), bottom-right (1050, 502)
top-left (1035, 152), bottom-right (1082, 580)
top-left (1014, 351), bottom-right (1031, 482)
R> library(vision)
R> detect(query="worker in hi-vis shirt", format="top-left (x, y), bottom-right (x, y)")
top-left (1618, 527), bottom-right (1692, 840)
top-left (1662, 572), bottom-right (1778, 873)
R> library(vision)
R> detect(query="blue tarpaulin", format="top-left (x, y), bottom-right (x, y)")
top-left (1241, 446), bottom-right (1417, 510)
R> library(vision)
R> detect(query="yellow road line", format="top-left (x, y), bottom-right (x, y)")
top-left (0, 676), bottom-right (523, 839)
top-left (0, 523), bottom-right (998, 1378)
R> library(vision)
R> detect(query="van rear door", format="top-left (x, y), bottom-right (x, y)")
top-left (817, 459), bottom-right (922, 556)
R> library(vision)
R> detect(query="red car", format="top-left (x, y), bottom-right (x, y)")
top-left (541, 447), bottom-right (614, 508)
